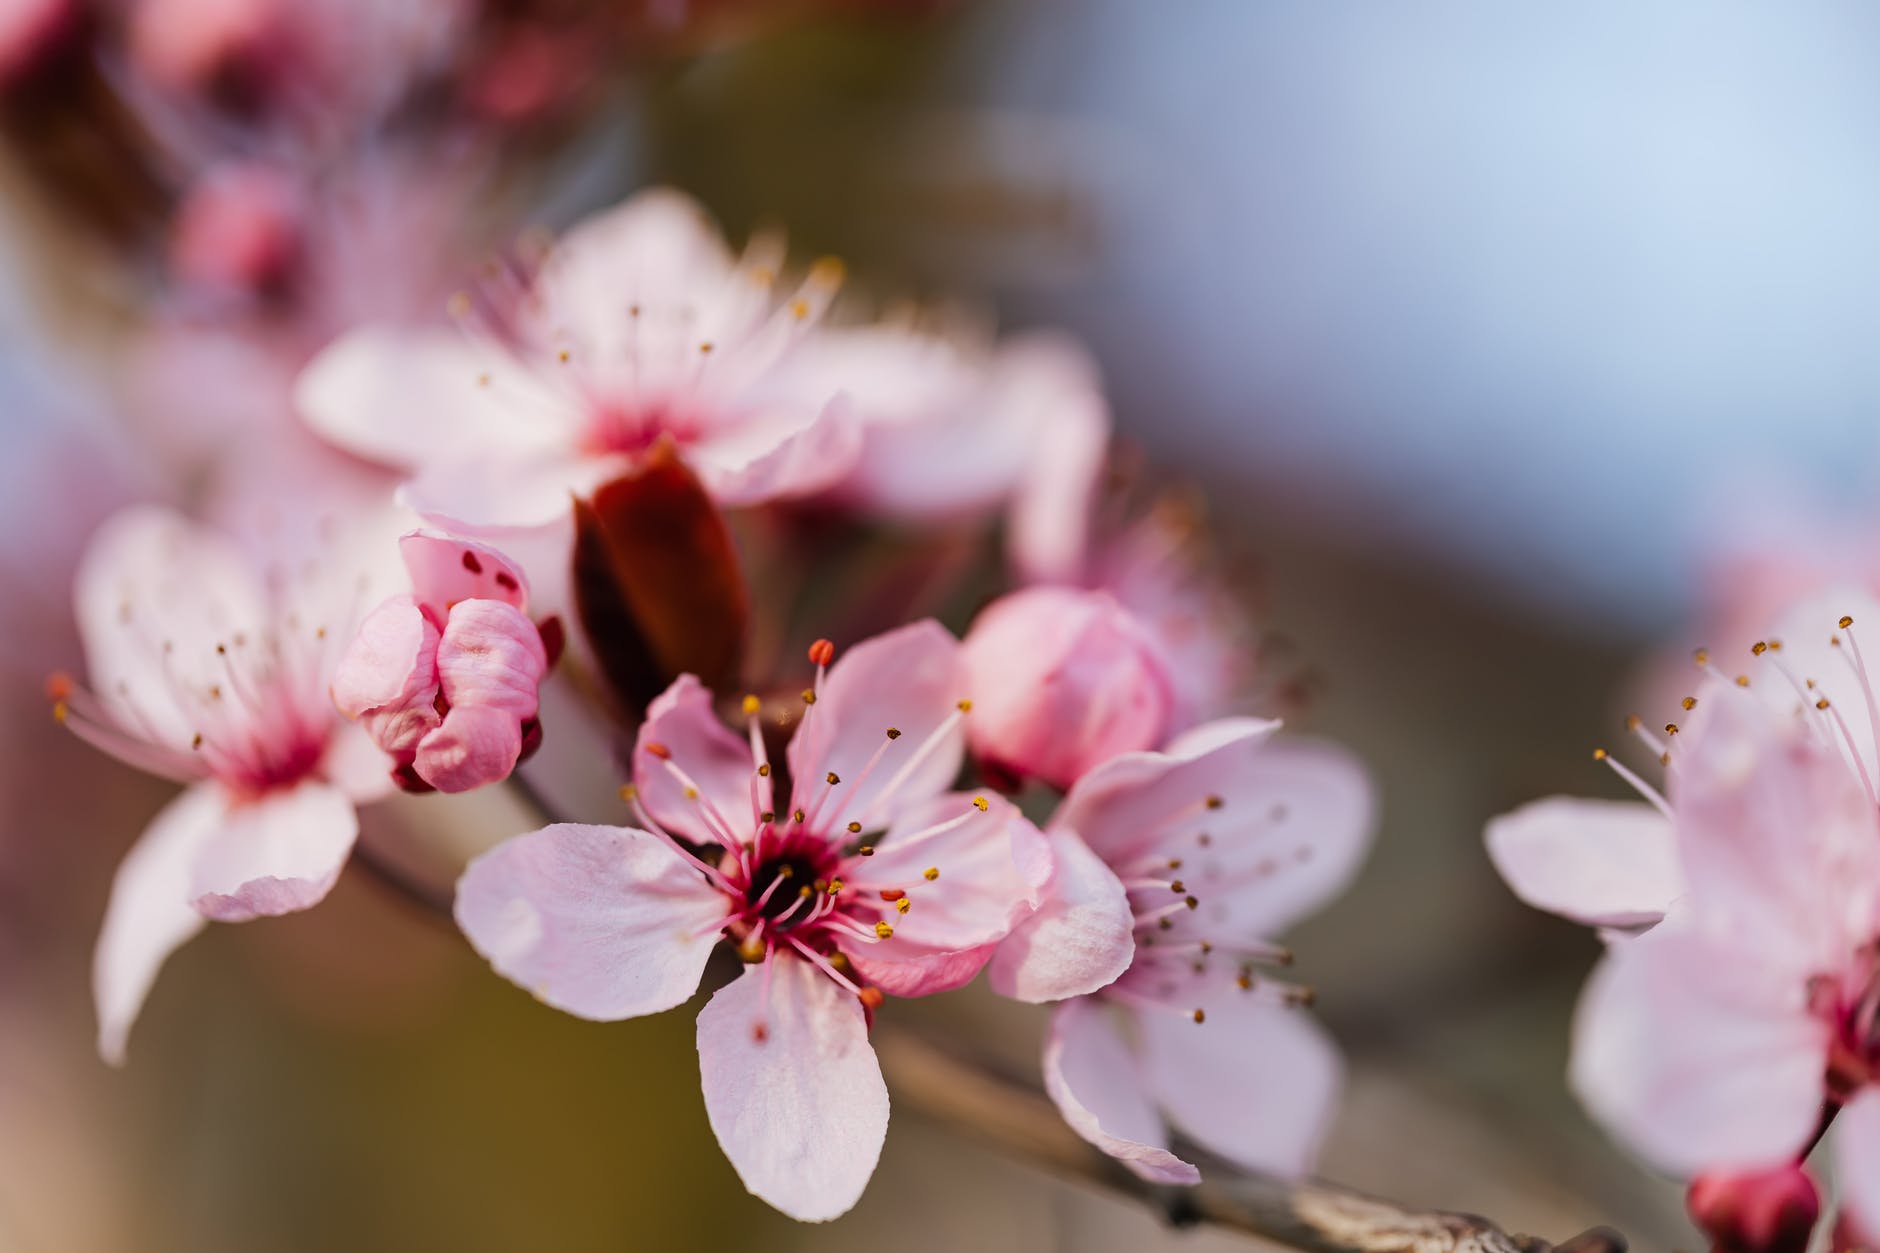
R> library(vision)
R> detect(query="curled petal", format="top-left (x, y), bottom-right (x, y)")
top-left (455, 823), bottom-right (728, 1021)
top-left (330, 594), bottom-right (441, 755)
top-left (688, 395), bottom-right (864, 507)
top-left (1043, 998), bottom-right (1198, 1185)
top-left (399, 529), bottom-right (532, 614)
top-left (189, 781), bottom-right (358, 922)
top-left (696, 960), bottom-right (888, 1221)
top-left (988, 828), bottom-right (1135, 1003)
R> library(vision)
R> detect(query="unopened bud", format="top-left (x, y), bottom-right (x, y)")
top-left (1687, 1164), bottom-right (1820, 1253)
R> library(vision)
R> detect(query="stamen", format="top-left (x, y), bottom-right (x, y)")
top-left (1592, 748), bottom-right (1672, 818)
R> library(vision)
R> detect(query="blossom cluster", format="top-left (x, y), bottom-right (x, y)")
top-left (52, 180), bottom-right (1376, 1221)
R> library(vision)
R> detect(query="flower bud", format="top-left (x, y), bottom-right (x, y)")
top-left (1686, 1164), bottom-right (1820, 1253)
top-left (961, 586), bottom-right (1175, 791)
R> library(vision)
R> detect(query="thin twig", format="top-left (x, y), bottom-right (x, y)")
top-left (871, 1023), bottom-right (1626, 1253)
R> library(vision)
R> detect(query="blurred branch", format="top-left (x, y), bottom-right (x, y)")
top-left (872, 1022), bottom-right (1626, 1253)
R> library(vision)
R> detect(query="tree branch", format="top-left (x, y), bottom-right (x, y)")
top-left (871, 1022), bottom-right (1627, 1253)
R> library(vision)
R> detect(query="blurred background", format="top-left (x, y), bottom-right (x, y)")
top-left (10, 1), bottom-right (1880, 1248)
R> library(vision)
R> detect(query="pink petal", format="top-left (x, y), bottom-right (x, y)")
top-left (1484, 797), bottom-right (1680, 928)
top-left (399, 449), bottom-right (615, 536)
top-left (688, 394), bottom-right (864, 507)
top-left (847, 791), bottom-right (1051, 997)
top-left (633, 674), bottom-right (763, 848)
top-left (318, 722), bottom-right (402, 803)
top-left (75, 506), bottom-right (268, 754)
top-left (787, 620), bottom-right (967, 833)
top-left (294, 325), bottom-right (573, 471)
top-left (1673, 682), bottom-right (1880, 976)
top-left (988, 828), bottom-right (1135, 1003)
top-left (1003, 335), bottom-right (1110, 584)
top-left (455, 823), bottom-right (729, 1020)
top-left (695, 959), bottom-right (889, 1221)
top-left (528, 190), bottom-right (740, 345)
top-left (330, 594), bottom-right (441, 754)
top-left (188, 781), bottom-right (359, 922)
top-left (1836, 1088), bottom-right (1880, 1238)
top-left (1569, 921), bottom-right (1829, 1175)
top-left (1059, 721), bottom-right (1372, 938)
top-left (92, 782), bottom-right (221, 1064)
top-left (398, 529), bottom-right (533, 613)
top-left (434, 599), bottom-right (548, 719)
top-left (1042, 998), bottom-right (1199, 1185)
top-left (1139, 988), bottom-right (1342, 1179)
top-left (415, 705), bottom-right (526, 793)
top-left (961, 586), bottom-right (1177, 791)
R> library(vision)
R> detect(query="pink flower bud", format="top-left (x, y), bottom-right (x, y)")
top-left (1687, 1164), bottom-right (1820, 1253)
top-left (331, 533), bottom-right (555, 794)
top-left (169, 163), bottom-right (302, 299)
top-left (960, 586), bottom-right (1175, 791)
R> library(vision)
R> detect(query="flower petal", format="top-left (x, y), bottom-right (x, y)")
top-left (188, 781), bottom-right (359, 922)
top-left (634, 674), bottom-right (763, 848)
top-left (399, 529), bottom-right (532, 613)
top-left (92, 781), bottom-right (221, 1064)
top-left (846, 791), bottom-right (1050, 997)
top-left (988, 828), bottom-right (1135, 1003)
top-left (687, 394), bottom-right (864, 507)
top-left (1673, 681), bottom-right (1880, 976)
top-left (1836, 1088), bottom-right (1880, 1239)
top-left (400, 449), bottom-right (615, 536)
top-left (75, 506), bottom-right (268, 754)
top-left (330, 594), bottom-right (441, 753)
top-left (1569, 920), bottom-right (1829, 1175)
top-left (456, 823), bottom-right (728, 1020)
top-left (786, 620), bottom-right (966, 835)
top-left (696, 959), bottom-right (889, 1222)
top-left (1484, 797), bottom-right (1680, 928)
top-left (1003, 335), bottom-right (1110, 583)
top-left (1043, 998), bottom-right (1198, 1185)
top-left (294, 325), bottom-right (572, 470)
top-left (1059, 722), bottom-right (1372, 939)
top-left (1139, 988), bottom-right (1342, 1179)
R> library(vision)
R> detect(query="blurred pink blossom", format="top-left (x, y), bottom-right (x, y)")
top-left (334, 530), bottom-right (560, 794)
top-left (55, 506), bottom-right (399, 1063)
top-left (1489, 604), bottom-right (1880, 1232)
top-left (0, 0), bottom-right (77, 88)
top-left (166, 160), bottom-right (302, 301)
top-left (989, 718), bottom-right (1373, 1183)
top-left (295, 188), bottom-right (864, 537)
top-left (454, 624), bottom-right (1053, 1220)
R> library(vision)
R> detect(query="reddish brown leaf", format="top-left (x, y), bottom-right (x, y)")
top-left (571, 441), bottom-right (749, 716)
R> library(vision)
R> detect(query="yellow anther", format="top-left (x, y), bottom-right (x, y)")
top-left (1205, 795), bottom-right (1224, 810)
top-left (1664, 723), bottom-right (1679, 735)
top-left (972, 796), bottom-right (989, 812)
top-left (619, 784), bottom-right (637, 801)
top-left (757, 763), bottom-right (771, 777)
top-left (956, 699), bottom-right (973, 713)
top-left (827, 880), bottom-right (844, 895)
top-left (923, 866), bottom-right (939, 881)
top-left (1752, 640), bottom-right (1768, 656)
top-left (885, 727), bottom-right (901, 739)
top-left (895, 898), bottom-right (911, 914)
top-left (801, 689), bottom-right (817, 705)
top-left (792, 809), bottom-right (806, 824)
top-left (742, 694), bottom-right (761, 716)
top-left (1693, 647), bottom-right (1710, 666)
top-left (1843, 615), bottom-right (1856, 629)
top-left (811, 256), bottom-right (846, 285)
top-left (826, 772), bottom-right (840, 785)
top-left (789, 298), bottom-right (811, 320)
top-left (684, 787), bottom-right (699, 800)
top-left (1624, 714), bottom-right (1641, 731)
top-left (1192, 1009), bottom-right (1206, 1024)
top-left (1682, 696), bottom-right (1697, 710)
top-left (874, 921), bottom-right (894, 939)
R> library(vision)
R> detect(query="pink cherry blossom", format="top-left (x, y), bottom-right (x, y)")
top-left (295, 188), bottom-right (865, 536)
top-left (776, 325), bottom-right (1111, 581)
top-left (53, 506), bottom-right (397, 1064)
top-left (1487, 600), bottom-right (1880, 1234)
top-left (454, 623), bottom-right (1054, 1220)
top-left (168, 161), bottom-right (303, 302)
top-left (989, 718), bottom-right (1375, 1183)
top-left (1687, 1164), bottom-right (1822, 1253)
top-left (964, 497), bottom-right (1263, 790)
top-left (332, 530), bottom-right (559, 794)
